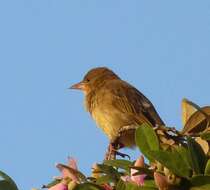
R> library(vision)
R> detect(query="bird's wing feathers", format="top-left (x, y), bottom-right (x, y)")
top-left (105, 80), bottom-right (164, 127)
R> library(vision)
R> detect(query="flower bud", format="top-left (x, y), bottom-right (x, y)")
top-left (68, 181), bottom-right (77, 190)
top-left (91, 163), bottom-right (101, 179)
top-left (154, 172), bottom-right (169, 190)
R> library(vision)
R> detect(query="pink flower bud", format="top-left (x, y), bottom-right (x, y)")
top-left (102, 184), bottom-right (113, 190)
top-left (154, 172), bottom-right (169, 190)
top-left (134, 155), bottom-right (145, 167)
top-left (48, 183), bottom-right (68, 190)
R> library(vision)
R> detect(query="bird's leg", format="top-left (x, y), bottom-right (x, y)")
top-left (115, 150), bottom-right (130, 160)
top-left (105, 143), bottom-right (116, 160)
top-left (105, 142), bottom-right (130, 160)
top-left (114, 143), bottom-right (131, 159)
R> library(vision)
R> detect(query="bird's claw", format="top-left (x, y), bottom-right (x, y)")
top-left (105, 143), bottom-right (130, 160)
top-left (115, 151), bottom-right (130, 159)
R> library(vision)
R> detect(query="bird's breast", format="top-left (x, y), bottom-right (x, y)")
top-left (84, 86), bottom-right (138, 143)
top-left (91, 106), bottom-right (120, 141)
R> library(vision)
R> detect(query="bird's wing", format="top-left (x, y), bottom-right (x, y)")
top-left (105, 80), bottom-right (165, 127)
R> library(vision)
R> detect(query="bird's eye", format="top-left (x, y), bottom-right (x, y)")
top-left (86, 78), bottom-right (90, 82)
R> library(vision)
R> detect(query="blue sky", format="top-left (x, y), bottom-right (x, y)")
top-left (0, 1), bottom-right (210, 189)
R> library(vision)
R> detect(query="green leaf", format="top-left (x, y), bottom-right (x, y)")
top-left (190, 185), bottom-right (210, 190)
top-left (144, 180), bottom-right (157, 188)
top-left (42, 179), bottom-right (61, 188)
top-left (125, 183), bottom-right (157, 190)
top-left (56, 164), bottom-right (87, 182)
top-left (96, 175), bottom-right (115, 184)
top-left (96, 164), bottom-right (120, 181)
top-left (116, 179), bottom-right (126, 190)
top-left (174, 146), bottom-right (192, 169)
top-left (149, 150), bottom-right (191, 177)
top-left (187, 137), bottom-right (207, 174)
top-left (201, 132), bottom-right (210, 141)
top-left (0, 171), bottom-right (18, 190)
top-left (135, 123), bottom-right (159, 161)
top-left (0, 180), bottom-right (18, 190)
top-left (74, 183), bottom-right (104, 190)
top-left (104, 159), bottom-right (133, 172)
top-left (191, 176), bottom-right (210, 189)
top-left (204, 159), bottom-right (210, 175)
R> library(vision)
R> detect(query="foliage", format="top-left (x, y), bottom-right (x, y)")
top-left (0, 170), bottom-right (18, 190)
top-left (1, 99), bottom-right (210, 190)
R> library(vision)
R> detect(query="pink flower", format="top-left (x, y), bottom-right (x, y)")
top-left (121, 155), bottom-right (147, 186)
top-left (48, 183), bottom-right (68, 190)
top-left (130, 173), bottom-right (147, 186)
top-left (102, 184), bottom-right (113, 190)
top-left (48, 157), bottom-right (79, 190)
top-left (154, 172), bottom-right (169, 190)
top-left (56, 157), bottom-right (79, 182)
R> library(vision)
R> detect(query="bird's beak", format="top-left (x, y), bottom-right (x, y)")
top-left (69, 81), bottom-right (85, 90)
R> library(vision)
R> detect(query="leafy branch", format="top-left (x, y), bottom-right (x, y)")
top-left (1, 99), bottom-right (210, 190)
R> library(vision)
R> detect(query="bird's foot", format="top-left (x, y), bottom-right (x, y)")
top-left (105, 143), bottom-right (130, 160)
top-left (105, 143), bottom-right (116, 160)
top-left (115, 151), bottom-right (130, 159)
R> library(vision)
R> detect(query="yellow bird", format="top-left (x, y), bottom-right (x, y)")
top-left (70, 67), bottom-right (164, 159)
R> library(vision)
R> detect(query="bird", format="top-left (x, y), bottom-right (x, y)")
top-left (70, 67), bottom-right (164, 160)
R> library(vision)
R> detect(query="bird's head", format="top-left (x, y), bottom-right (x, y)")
top-left (70, 67), bottom-right (119, 95)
